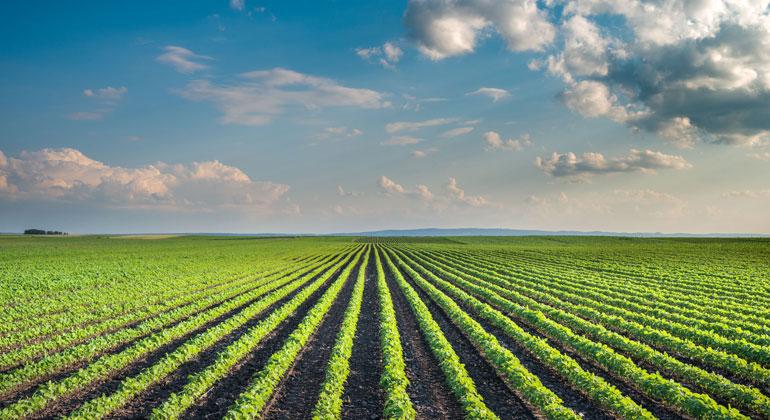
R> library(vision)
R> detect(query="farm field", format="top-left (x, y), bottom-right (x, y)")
top-left (0, 235), bottom-right (769, 420)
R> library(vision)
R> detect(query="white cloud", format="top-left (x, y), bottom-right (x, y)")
top-left (337, 185), bottom-right (362, 197)
top-left (383, 42), bottom-right (403, 63)
top-left (445, 177), bottom-right (495, 207)
top-left (466, 87), bottom-right (510, 102)
top-left (230, 0), bottom-right (245, 11)
top-left (0, 148), bottom-right (291, 213)
top-left (535, 149), bottom-right (692, 181)
top-left (484, 131), bottom-right (531, 151)
top-left (440, 126), bottom-right (474, 137)
top-left (386, 118), bottom-right (456, 133)
top-left (315, 126), bottom-right (363, 140)
top-left (412, 148), bottom-right (438, 158)
top-left (84, 86), bottom-right (127, 100)
top-left (378, 176), bottom-right (433, 200)
top-left (380, 136), bottom-right (424, 146)
top-left (156, 46), bottom-right (213, 73)
top-left (559, 80), bottom-right (628, 121)
top-left (403, 0), bottom-right (555, 59)
top-left (356, 42), bottom-right (404, 69)
top-left (181, 68), bottom-right (383, 126)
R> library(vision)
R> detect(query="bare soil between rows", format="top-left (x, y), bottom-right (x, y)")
top-left (380, 249), bottom-right (466, 420)
top-left (340, 250), bottom-right (385, 419)
top-left (259, 255), bottom-right (363, 420)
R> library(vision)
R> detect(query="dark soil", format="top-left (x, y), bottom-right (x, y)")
top-left (379, 249), bottom-right (466, 420)
top-left (340, 250), bottom-right (385, 419)
top-left (259, 256), bottom-right (362, 420)
top-left (390, 252), bottom-right (542, 420)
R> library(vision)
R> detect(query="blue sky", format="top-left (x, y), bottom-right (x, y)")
top-left (1, 0), bottom-right (769, 234)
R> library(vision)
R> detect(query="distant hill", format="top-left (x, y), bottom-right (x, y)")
top-left (332, 228), bottom-right (769, 238)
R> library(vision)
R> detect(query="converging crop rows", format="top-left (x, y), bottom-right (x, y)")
top-left (1, 235), bottom-right (769, 420)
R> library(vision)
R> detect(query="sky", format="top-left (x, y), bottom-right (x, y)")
top-left (1, 0), bottom-right (769, 234)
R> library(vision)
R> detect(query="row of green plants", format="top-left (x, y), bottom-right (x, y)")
top-left (66, 247), bottom-right (363, 420)
top-left (222, 248), bottom-right (366, 419)
top-left (476, 248), bottom-right (770, 324)
top-left (458, 249), bottom-right (770, 354)
top-left (311, 246), bottom-right (372, 419)
top-left (414, 249), bottom-right (752, 420)
top-left (379, 250), bottom-right (501, 420)
top-left (0, 250), bottom-right (330, 348)
top-left (0, 251), bottom-right (338, 396)
top-left (373, 250), bottom-right (415, 420)
top-left (392, 248), bottom-right (654, 420)
top-left (436, 249), bottom-right (770, 388)
top-left (0, 249), bottom-right (352, 419)
top-left (430, 251), bottom-right (770, 419)
top-left (0, 255), bottom-right (333, 370)
top-left (450, 248), bottom-right (770, 333)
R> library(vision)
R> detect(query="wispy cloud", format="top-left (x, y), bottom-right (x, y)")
top-left (157, 46), bottom-right (213, 73)
top-left (385, 118), bottom-right (455, 133)
top-left (84, 86), bottom-right (127, 100)
top-left (466, 87), bottom-right (510, 102)
top-left (380, 135), bottom-right (424, 146)
top-left (181, 68), bottom-right (384, 126)
top-left (440, 126), bottom-right (473, 137)
top-left (412, 148), bottom-right (438, 158)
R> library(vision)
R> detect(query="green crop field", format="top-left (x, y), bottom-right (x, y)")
top-left (1, 235), bottom-right (769, 420)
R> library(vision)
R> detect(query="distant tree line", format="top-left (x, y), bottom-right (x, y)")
top-left (24, 229), bottom-right (68, 235)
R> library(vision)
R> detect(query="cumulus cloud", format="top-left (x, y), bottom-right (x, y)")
top-left (386, 118), bottom-right (456, 133)
top-left (156, 46), bottom-right (213, 73)
top-left (410, 1), bottom-right (770, 147)
top-left (445, 177), bottom-right (495, 207)
top-left (484, 131), bottom-right (531, 151)
top-left (180, 68), bottom-right (384, 126)
top-left (440, 126), bottom-right (474, 137)
top-left (403, 0), bottom-right (555, 59)
top-left (84, 86), bottom-right (127, 100)
top-left (377, 175), bottom-right (497, 208)
top-left (356, 42), bottom-right (404, 69)
top-left (466, 87), bottom-right (510, 102)
top-left (551, 2), bottom-right (770, 147)
top-left (378, 176), bottom-right (434, 199)
top-left (535, 149), bottom-right (692, 180)
top-left (380, 136), bottom-right (424, 146)
top-left (337, 185), bottom-right (362, 197)
top-left (230, 0), bottom-right (245, 10)
top-left (0, 148), bottom-right (291, 213)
